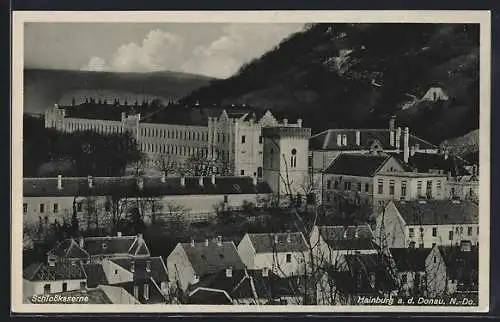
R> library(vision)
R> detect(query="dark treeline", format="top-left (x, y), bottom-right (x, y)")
top-left (23, 115), bottom-right (143, 177)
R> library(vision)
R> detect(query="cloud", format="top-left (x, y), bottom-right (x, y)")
top-left (180, 24), bottom-right (304, 78)
top-left (80, 24), bottom-right (303, 78)
top-left (81, 56), bottom-right (109, 72)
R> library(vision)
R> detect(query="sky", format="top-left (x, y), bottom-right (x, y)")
top-left (24, 23), bottom-right (305, 79)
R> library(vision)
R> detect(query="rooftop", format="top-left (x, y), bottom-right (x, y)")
top-left (309, 128), bottom-right (436, 151)
top-left (24, 176), bottom-right (273, 198)
top-left (245, 232), bottom-right (309, 254)
top-left (389, 248), bottom-right (433, 272)
top-left (323, 153), bottom-right (394, 177)
top-left (110, 256), bottom-right (168, 285)
top-left (393, 200), bottom-right (479, 226)
top-left (375, 171), bottom-right (448, 178)
top-left (390, 152), bottom-right (472, 177)
top-left (316, 225), bottom-right (377, 251)
top-left (23, 262), bottom-right (87, 281)
top-left (180, 240), bottom-right (246, 277)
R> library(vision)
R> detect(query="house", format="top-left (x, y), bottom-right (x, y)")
top-left (23, 174), bottom-right (274, 228)
top-left (23, 261), bottom-right (87, 298)
top-left (309, 118), bottom-right (438, 174)
top-left (390, 246), bottom-right (447, 297)
top-left (447, 174), bottom-right (479, 203)
top-left (373, 171), bottom-right (448, 202)
top-left (374, 199), bottom-right (479, 249)
top-left (439, 243), bottom-right (479, 294)
top-left (321, 152), bottom-right (407, 213)
top-left (166, 236), bottom-right (246, 292)
top-left (237, 232), bottom-right (310, 278)
top-left (421, 87), bottom-right (449, 102)
top-left (309, 225), bottom-right (378, 267)
top-left (186, 267), bottom-right (302, 305)
top-left (47, 233), bottom-right (150, 263)
top-left (316, 253), bottom-right (397, 305)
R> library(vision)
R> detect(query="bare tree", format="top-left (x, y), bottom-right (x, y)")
top-left (155, 154), bottom-right (179, 177)
top-left (181, 149), bottom-right (232, 176)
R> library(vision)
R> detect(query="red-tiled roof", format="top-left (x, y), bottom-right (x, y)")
top-left (24, 176), bottom-right (272, 197)
top-left (393, 200), bottom-right (479, 226)
top-left (323, 153), bottom-right (393, 177)
top-left (23, 262), bottom-right (87, 281)
top-left (246, 232), bottom-right (309, 254)
top-left (309, 129), bottom-right (436, 151)
top-left (181, 240), bottom-right (245, 277)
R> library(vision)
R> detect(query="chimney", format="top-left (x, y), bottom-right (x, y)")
top-left (444, 149), bottom-right (449, 160)
top-left (199, 176), bottom-right (204, 187)
top-left (262, 267), bottom-right (269, 277)
top-left (190, 238), bottom-right (195, 247)
top-left (192, 274), bottom-right (200, 284)
top-left (137, 177), bottom-right (144, 190)
top-left (395, 127), bottom-right (402, 149)
top-left (342, 134), bottom-right (347, 146)
top-left (137, 233), bottom-right (143, 240)
top-left (410, 146), bottom-right (416, 157)
top-left (79, 237), bottom-right (84, 248)
top-left (216, 235), bottom-right (222, 246)
top-left (297, 119), bottom-right (303, 127)
top-left (121, 112), bottom-right (126, 121)
top-left (146, 260), bottom-right (151, 272)
top-left (211, 174), bottom-right (216, 185)
top-left (87, 175), bottom-right (93, 188)
top-left (403, 127), bottom-right (410, 163)
top-left (343, 228), bottom-right (348, 239)
top-left (204, 238), bottom-right (209, 246)
top-left (337, 134), bottom-right (342, 147)
top-left (180, 176), bottom-right (185, 187)
top-left (283, 118), bottom-right (288, 126)
top-left (355, 131), bottom-right (361, 146)
top-left (286, 233), bottom-right (292, 243)
top-left (131, 260), bottom-right (135, 273)
top-left (117, 231), bottom-right (122, 237)
top-left (57, 175), bottom-right (63, 190)
top-left (354, 227), bottom-right (359, 238)
top-left (273, 234), bottom-right (279, 244)
top-left (161, 171), bottom-right (166, 183)
top-left (389, 116), bottom-right (396, 147)
top-left (226, 266), bottom-right (233, 278)
top-left (415, 143), bottom-right (420, 152)
top-left (253, 175), bottom-right (258, 186)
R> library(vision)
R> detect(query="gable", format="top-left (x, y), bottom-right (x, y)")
top-left (377, 157), bottom-right (405, 174)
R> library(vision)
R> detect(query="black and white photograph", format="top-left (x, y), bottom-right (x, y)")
top-left (11, 11), bottom-right (490, 313)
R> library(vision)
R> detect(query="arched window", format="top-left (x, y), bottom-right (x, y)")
top-left (291, 149), bottom-right (297, 168)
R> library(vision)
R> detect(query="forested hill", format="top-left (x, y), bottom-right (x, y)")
top-left (181, 23), bottom-right (479, 144)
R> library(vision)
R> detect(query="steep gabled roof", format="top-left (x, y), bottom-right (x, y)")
top-left (24, 176), bottom-right (273, 197)
top-left (180, 240), bottom-right (245, 277)
top-left (82, 263), bottom-right (109, 288)
top-left (83, 235), bottom-right (148, 257)
top-left (114, 277), bottom-right (167, 304)
top-left (246, 232), bottom-right (309, 254)
top-left (393, 200), bottom-right (479, 226)
top-left (316, 225), bottom-right (377, 251)
top-left (47, 238), bottom-right (90, 259)
top-left (323, 153), bottom-right (394, 177)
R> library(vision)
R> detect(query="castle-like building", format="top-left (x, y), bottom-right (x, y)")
top-left (44, 104), bottom-right (311, 198)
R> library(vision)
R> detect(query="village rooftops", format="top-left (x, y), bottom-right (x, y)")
top-left (389, 248), bottom-right (434, 272)
top-left (23, 175), bottom-right (273, 198)
top-left (179, 239), bottom-right (246, 278)
top-left (23, 261), bottom-right (87, 282)
top-left (392, 199), bottom-right (479, 226)
top-left (47, 234), bottom-right (150, 258)
top-left (245, 232), bottom-right (309, 254)
top-left (309, 128), bottom-right (436, 151)
top-left (438, 245), bottom-right (478, 291)
top-left (323, 153), bottom-right (396, 177)
top-left (315, 225), bottom-right (377, 251)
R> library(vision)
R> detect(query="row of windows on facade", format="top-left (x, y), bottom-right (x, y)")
top-left (140, 127), bottom-right (208, 142)
top-left (408, 240), bottom-right (479, 249)
top-left (326, 179), bottom-right (444, 197)
top-left (408, 226), bottom-right (479, 239)
top-left (140, 143), bottom-right (210, 157)
top-left (23, 202), bottom-right (110, 214)
top-left (64, 122), bottom-right (122, 134)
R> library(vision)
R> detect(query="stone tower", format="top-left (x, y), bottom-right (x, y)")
top-left (262, 120), bottom-right (311, 204)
